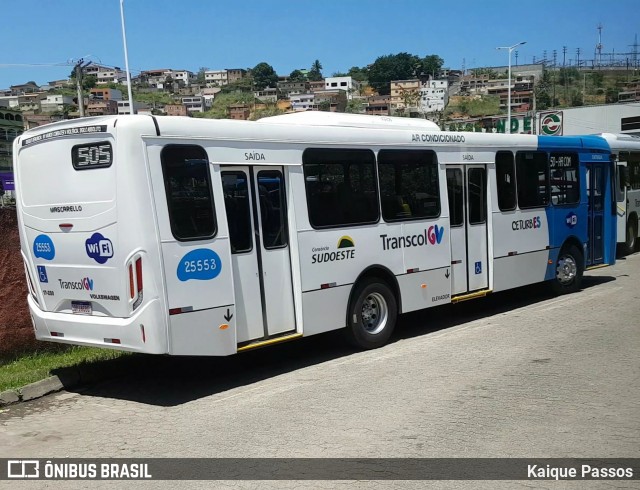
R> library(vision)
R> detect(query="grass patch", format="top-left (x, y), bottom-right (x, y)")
top-left (0, 347), bottom-right (127, 392)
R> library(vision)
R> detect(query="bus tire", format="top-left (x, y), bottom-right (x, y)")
top-left (345, 278), bottom-right (397, 350)
top-left (622, 218), bottom-right (637, 255)
top-left (550, 244), bottom-right (584, 295)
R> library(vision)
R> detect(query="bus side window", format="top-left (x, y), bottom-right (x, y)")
top-left (303, 148), bottom-right (378, 228)
top-left (257, 170), bottom-right (288, 249)
top-left (496, 151), bottom-right (516, 211)
top-left (161, 145), bottom-right (217, 241)
top-left (516, 151), bottom-right (549, 209)
top-left (378, 149), bottom-right (440, 222)
top-left (549, 152), bottom-right (579, 206)
top-left (221, 171), bottom-right (253, 253)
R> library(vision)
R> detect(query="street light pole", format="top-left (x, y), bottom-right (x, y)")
top-left (497, 41), bottom-right (526, 134)
top-left (120, 0), bottom-right (136, 114)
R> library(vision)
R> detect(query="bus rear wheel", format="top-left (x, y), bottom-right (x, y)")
top-left (551, 244), bottom-right (584, 295)
top-left (622, 219), bottom-right (637, 255)
top-left (345, 278), bottom-right (397, 349)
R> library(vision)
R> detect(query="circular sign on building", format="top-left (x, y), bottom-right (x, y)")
top-left (540, 111), bottom-right (563, 135)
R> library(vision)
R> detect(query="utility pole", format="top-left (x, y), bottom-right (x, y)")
top-left (74, 59), bottom-right (92, 117)
top-left (562, 46), bottom-right (568, 103)
top-left (552, 50), bottom-right (557, 106)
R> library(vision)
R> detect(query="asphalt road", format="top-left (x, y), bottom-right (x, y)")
top-left (1, 253), bottom-right (639, 488)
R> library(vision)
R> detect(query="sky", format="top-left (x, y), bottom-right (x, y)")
top-left (1, 0), bottom-right (639, 89)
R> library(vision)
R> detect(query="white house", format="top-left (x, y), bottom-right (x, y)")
top-left (290, 93), bottom-right (316, 111)
top-left (420, 79), bottom-right (449, 113)
top-left (204, 70), bottom-right (228, 87)
top-left (40, 95), bottom-right (75, 113)
top-left (323, 76), bottom-right (361, 99)
top-left (172, 70), bottom-right (195, 87)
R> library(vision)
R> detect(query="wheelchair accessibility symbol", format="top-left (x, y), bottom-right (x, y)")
top-left (475, 261), bottom-right (482, 274)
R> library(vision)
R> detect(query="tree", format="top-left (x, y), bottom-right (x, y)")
top-left (82, 74), bottom-right (97, 90)
top-left (164, 75), bottom-right (174, 92)
top-left (419, 55), bottom-right (444, 78)
top-left (605, 87), bottom-right (619, 103)
top-left (308, 60), bottom-right (323, 81)
top-left (317, 100), bottom-right (331, 111)
top-left (196, 67), bottom-right (208, 85)
top-left (347, 66), bottom-right (369, 83)
top-left (252, 62), bottom-right (278, 90)
top-left (344, 98), bottom-right (364, 114)
top-left (289, 69), bottom-right (305, 81)
top-left (368, 52), bottom-right (421, 95)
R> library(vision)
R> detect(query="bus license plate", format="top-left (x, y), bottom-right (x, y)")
top-left (71, 301), bottom-right (92, 315)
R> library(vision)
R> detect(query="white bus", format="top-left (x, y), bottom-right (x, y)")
top-left (13, 113), bottom-right (617, 355)
top-left (600, 133), bottom-right (640, 255)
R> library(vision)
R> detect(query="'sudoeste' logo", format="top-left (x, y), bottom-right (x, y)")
top-left (85, 233), bottom-right (114, 264)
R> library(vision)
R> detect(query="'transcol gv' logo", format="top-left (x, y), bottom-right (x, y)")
top-left (85, 233), bottom-right (114, 264)
top-left (57, 277), bottom-right (94, 290)
top-left (380, 225), bottom-right (445, 250)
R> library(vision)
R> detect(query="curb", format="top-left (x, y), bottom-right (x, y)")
top-left (0, 356), bottom-right (133, 407)
top-left (0, 376), bottom-right (64, 406)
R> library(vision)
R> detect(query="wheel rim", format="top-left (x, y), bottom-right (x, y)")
top-left (360, 292), bottom-right (388, 335)
top-left (556, 254), bottom-right (577, 285)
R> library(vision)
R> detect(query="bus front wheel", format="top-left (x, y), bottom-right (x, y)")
top-left (345, 278), bottom-right (397, 349)
top-left (551, 244), bottom-right (584, 295)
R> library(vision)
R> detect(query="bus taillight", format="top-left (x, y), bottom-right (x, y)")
top-left (135, 257), bottom-right (143, 294)
top-left (127, 255), bottom-right (144, 311)
top-left (129, 264), bottom-right (135, 300)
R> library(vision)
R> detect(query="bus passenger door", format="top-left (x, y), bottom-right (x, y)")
top-left (586, 163), bottom-right (605, 266)
top-left (221, 166), bottom-right (296, 344)
top-left (446, 165), bottom-right (489, 295)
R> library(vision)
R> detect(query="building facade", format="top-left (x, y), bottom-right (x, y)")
top-left (0, 108), bottom-right (24, 174)
top-left (420, 79), bottom-right (449, 113)
top-left (324, 76), bottom-right (361, 99)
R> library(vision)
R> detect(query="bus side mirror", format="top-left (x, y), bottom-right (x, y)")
top-left (620, 166), bottom-right (630, 188)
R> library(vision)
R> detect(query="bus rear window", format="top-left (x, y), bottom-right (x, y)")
top-left (161, 145), bottom-right (217, 241)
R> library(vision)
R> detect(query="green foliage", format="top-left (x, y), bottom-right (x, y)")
top-left (196, 67), bottom-right (208, 85)
top-left (558, 67), bottom-right (579, 85)
top-left (344, 98), bottom-right (365, 114)
top-left (197, 91), bottom-right (255, 119)
top-left (317, 100), bottom-right (331, 112)
top-left (605, 87), bottom-right (619, 103)
top-left (289, 69), bottom-right (305, 81)
top-left (133, 91), bottom-right (175, 106)
top-left (347, 66), bottom-right (369, 83)
top-left (0, 347), bottom-right (126, 392)
top-left (82, 74), bottom-right (97, 90)
top-left (448, 95), bottom-right (500, 117)
top-left (368, 52), bottom-right (444, 95)
top-left (471, 67), bottom-right (499, 78)
top-left (570, 90), bottom-right (584, 107)
top-left (308, 60), bottom-right (323, 81)
top-left (591, 72), bottom-right (604, 87)
top-left (250, 106), bottom-right (284, 120)
top-left (220, 76), bottom-right (254, 94)
top-left (252, 62), bottom-right (278, 90)
top-left (419, 55), bottom-right (445, 78)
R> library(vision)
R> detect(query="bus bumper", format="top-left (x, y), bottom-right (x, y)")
top-left (27, 295), bottom-right (168, 354)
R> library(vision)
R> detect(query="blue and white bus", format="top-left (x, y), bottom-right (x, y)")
top-left (13, 112), bottom-right (617, 355)
top-left (600, 133), bottom-right (640, 255)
